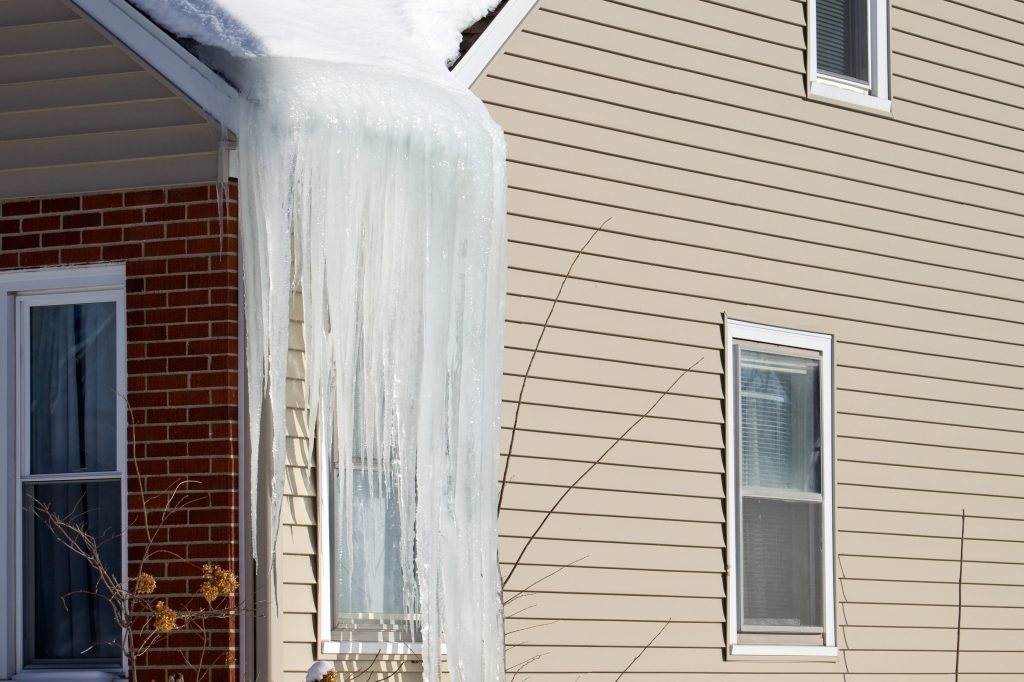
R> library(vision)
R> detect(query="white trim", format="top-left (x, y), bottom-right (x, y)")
top-left (724, 319), bottom-right (836, 658)
top-left (2, 265), bottom-right (127, 678)
top-left (320, 641), bottom-right (425, 656)
top-left (67, 0), bottom-right (240, 132)
top-left (451, 0), bottom-right (540, 88)
top-left (729, 645), bottom-right (838, 659)
top-left (806, 0), bottom-right (891, 113)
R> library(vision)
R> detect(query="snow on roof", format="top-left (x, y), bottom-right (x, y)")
top-left (127, 0), bottom-right (502, 84)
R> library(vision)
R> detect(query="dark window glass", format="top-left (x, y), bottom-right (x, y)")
top-left (817, 0), bottom-right (870, 84)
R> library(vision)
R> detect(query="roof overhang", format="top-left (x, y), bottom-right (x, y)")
top-left (67, 0), bottom-right (241, 134)
top-left (451, 0), bottom-right (539, 88)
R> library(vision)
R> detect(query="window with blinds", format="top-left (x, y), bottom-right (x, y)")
top-left (726, 320), bottom-right (836, 657)
top-left (807, 0), bottom-right (890, 113)
top-left (816, 0), bottom-right (869, 84)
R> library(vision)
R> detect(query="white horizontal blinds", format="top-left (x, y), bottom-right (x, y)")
top-left (816, 0), bottom-right (870, 84)
top-left (738, 347), bottom-right (823, 631)
top-left (22, 300), bottom-right (121, 664)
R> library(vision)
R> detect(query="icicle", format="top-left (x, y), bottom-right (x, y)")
top-left (238, 58), bottom-right (506, 681)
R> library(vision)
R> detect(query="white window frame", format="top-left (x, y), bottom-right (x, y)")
top-left (316, 458), bottom-right (422, 658)
top-left (0, 264), bottom-right (128, 681)
top-left (725, 319), bottom-right (836, 659)
top-left (807, 0), bottom-right (891, 113)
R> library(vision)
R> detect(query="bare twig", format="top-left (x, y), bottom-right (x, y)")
top-left (956, 509), bottom-right (965, 682)
top-left (503, 356), bottom-right (703, 587)
top-left (503, 556), bottom-right (589, 607)
top-left (614, 619), bottom-right (671, 682)
top-left (499, 217), bottom-right (612, 512)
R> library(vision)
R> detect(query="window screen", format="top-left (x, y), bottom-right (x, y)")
top-left (816, 0), bottom-right (870, 84)
top-left (737, 347), bottom-right (824, 631)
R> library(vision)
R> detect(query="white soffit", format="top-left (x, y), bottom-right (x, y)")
top-left (66, 0), bottom-right (241, 133)
top-left (451, 0), bottom-right (539, 88)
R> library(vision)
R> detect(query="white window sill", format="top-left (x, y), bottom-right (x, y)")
top-left (729, 644), bottom-right (838, 659)
top-left (321, 641), bottom-right (425, 656)
top-left (12, 671), bottom-right (126, 682)
top-left (809, 80), bottom-right (891, 115)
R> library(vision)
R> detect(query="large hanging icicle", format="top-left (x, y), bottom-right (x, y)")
top-left (238, 57), bottom-right (507, 681)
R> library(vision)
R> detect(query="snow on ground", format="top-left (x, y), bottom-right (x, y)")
top-left (128, 0), bottom-right (500, 82)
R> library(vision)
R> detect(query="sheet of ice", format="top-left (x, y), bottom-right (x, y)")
top-left (238, 57), bottom-right (507, 681)
top-left (128, 0), bottom-right (500, 81)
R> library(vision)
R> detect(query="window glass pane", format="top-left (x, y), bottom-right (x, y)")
top-left (741, 497), bottom-right (823, 629)
top-left (30, 302), bottom-right (118, 475)
top-left (331, 467), bottom-right (407, 621)
top-left (739, 349), bottom-right (821, 494)
top-left (817, 0), bottom-right (869, 83)
top-left (24, 481), bottom-right (122, 664)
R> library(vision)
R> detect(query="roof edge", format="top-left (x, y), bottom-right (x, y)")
top-left (451, 0), bottom-right (539, 88)
top-left (68, 0), bottom-right (240, 133)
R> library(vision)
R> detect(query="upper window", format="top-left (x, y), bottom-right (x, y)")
top-left (725, 320), bottom-right (836, 658)
top-left (808, 0), bottom-right (891, 112)
top-left (1, 265), bottom-right (126, 678)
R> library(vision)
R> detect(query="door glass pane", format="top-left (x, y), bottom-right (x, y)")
top-left (817, 0), bottom-right (870, 83)
top-left (741, 497), bottom-right (823, 629)
top-left (24, 481), bottom-right (122, 664)
top-left (739, 349), bottom-right (821, 494)
top-left (332, 467), bottom-right (407, 621)
top-left (30, 302), bottom-right (117, 474)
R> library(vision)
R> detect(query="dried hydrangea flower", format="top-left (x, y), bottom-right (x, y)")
top-left (153, 601), bottom-right (178, 633)
top-left (135, 572), bottom-right (157, 595)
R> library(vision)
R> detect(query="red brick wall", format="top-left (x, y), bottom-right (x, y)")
top-left (1, 184), bottom-right (241, 681)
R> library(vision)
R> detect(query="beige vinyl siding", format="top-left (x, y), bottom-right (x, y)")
top-left (0, 0), bottom-right (222, 200)
top-left (477, 0), bottom-right (1024, 678)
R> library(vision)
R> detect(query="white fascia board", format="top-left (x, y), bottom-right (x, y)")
top-left (67, 0), bottom-right (240, 133)
top-left (451, 0), bottom-right (539, 88)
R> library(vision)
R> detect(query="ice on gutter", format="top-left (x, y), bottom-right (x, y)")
top-left (125, 1), bottom-right (508, 680)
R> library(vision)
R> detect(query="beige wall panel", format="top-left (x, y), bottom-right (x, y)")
top-left (0, 98), bottom-right (204, 141)
top-left (281, 583), bottom-right (317, 613)
top-left (0, 71), bottom-right (171, 112)
top-left (837, 391), bottom-right (1024, 433)
top-left (894, 54), bottom-right (1024, 111)
top-left (836, 555), bottom-right (959, 583)
top-left (0, 0), bottom-right (78, 26)
top-left (501, 563), bottom-right (724, 597)
top-left (533, 326), bottom-right (720, 373)
top-left (838, 531), bottom-right (960, 561)
top-left (630, 648), bottom-right (844, 673)
top-left (280, 495), bottom-right (316, 527)
top-left (959, 627), bottom-right (1024, 651)
top-left (0, 19), bottom-right (109, 55)
top-left (838, 415), bottom-right (1023, 454)
top-left (966, 516), bottom-right (1024, 543)
top-left (893, 8), bottom-right (1024, 67)
top-left (962, 561), bottom-right (1024, 587)
top-left (485, 73), bottom-right (1024, 199)
top-left (839, 578), bottom-right (957, 605)
top-left (525, 4), bottom-right (803, 90)
top-left (837, 508), bottom-right (963, 538)
top-left (504, 619), bottom-right (724, 647)
top-left (501, 592), bottom-right (722, 622)
top-left (838, 483), bottom-right (1024, 520)
top-left (502, 508), bottom-right (723, 547)
top-left (499, 537), bottom-right (724, 573)
top-left (520, 352), bottom-right (722, 397)
top-left (503, 122), bottom-right (1023, 242)
top-left (839, 460), bottom-right (1024, 499)
top-left (897, 0), bottom-right (1024, 43)
top-left (963, 584), bottom-right (1024, 608)
top-left (278, 524), bottom-right (316, 555)
top-left (488, 39), bottom-right (1024, 172)
top-left (0, 45), bottom-right (140, 84)
top-left (586, 0), bottom-right (805, 47)
top-left (841, 603), bottom-right (957, 628)
top-left (517, 377), bottom-right (721, 416)
top-left (836, 368), bottom-right (1024, 410)
top-left (500, 482), bottom-right (724, 522)
top-left (839, 626), bottom-right (957, 651)
top-left (281, 613), bottom-right (316, 643)
top-left (894, 77), bottom-right (1024, 138)
top-left (505, 186), bottom-right (1024, 283)
top-left (839, 439), bottom-right (1024, 479)
top-left (494, 97), bottom-right (1024, 221)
